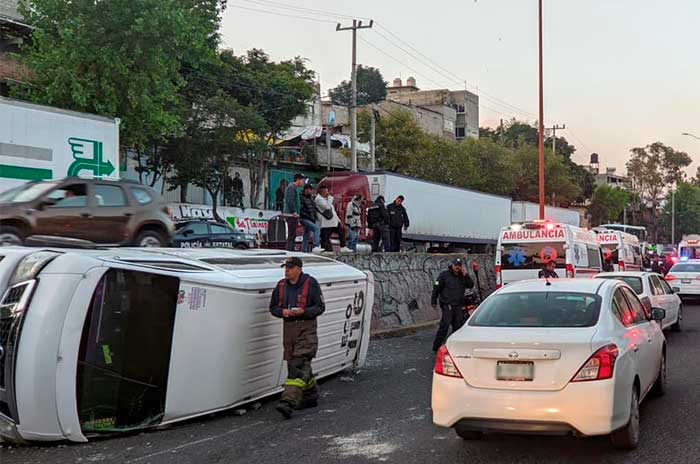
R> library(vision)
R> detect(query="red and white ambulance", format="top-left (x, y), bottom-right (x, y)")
top-left (496, 221), bottom-right (603, 287)
top-left (594, 228), bottom-right (642, 272)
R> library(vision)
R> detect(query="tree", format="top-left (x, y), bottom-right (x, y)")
top-left (16, 0), bottom-right (227, 184)
top-left (358, 108), bottom-right (428, 171)
top-left (662, 182), bottom-right (700, 242)
top-left (511, 147), bottom-right (581, 205)
top-left (329, 65), bottom-right (388, 106)
top-left (627, 142), bottom-right (691, 240)
top-left (589, 185), bottom-right (630, 226)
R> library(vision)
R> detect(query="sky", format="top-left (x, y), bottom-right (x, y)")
top-left (221, 0), bottom-right (700, 175)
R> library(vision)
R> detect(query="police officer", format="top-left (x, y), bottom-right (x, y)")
top-left (269, 257), bottom-right (325, 419)
top-left (431, 258), bottom-right (475, 352)
top-left (538, 260), bottom-right (559, 279)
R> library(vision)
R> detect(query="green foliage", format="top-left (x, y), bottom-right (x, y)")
top-left (510, 146), bottom-right (581, 205)
top-left (16, 0), bottom-right (225, 152)
top-left (627, 142), bottom-right (692, 239)
top-left (589, 185), bottom-right (630, 226)
top-left (329, 65), bottom-right (388, 106)
top-left (662, 183), bottom-right (700, 242)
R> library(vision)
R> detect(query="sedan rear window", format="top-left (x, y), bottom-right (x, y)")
top-left (596, 276), bottom-right (643, 295)
top-left (671, 264), bottom-right (700, 272)
top-left (469, 292), bottom-right (601, 328)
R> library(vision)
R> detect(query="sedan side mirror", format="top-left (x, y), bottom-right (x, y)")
top-left (651, 308), bottom-right (666, 322)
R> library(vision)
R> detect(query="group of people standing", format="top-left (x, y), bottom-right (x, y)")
top-left (282, 173), bottom-right (410, 253)
top-left (366, 195), bottom-right (410, 252)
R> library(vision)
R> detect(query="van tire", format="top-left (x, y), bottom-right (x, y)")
top-left (0, 225), bottom-right (25, 246)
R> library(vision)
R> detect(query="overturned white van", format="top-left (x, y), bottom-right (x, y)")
top-left (0, 247), bottom-right (373, 443)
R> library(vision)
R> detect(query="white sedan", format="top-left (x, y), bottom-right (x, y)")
top-left (432, 279), bottom-right (667, 450)
top-left (595, 272), bottom-right (682, 331)
top-left (666, 261), bottom-right (700, 298)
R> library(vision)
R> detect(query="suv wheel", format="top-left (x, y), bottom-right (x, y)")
top-left (0, 226), bottom-right (24, 246)
top-left (135, 230), bottom-right (166, 247)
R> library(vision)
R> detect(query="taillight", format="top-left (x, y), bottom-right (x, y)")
top-left (665, 274), bottom-right (676, 282)
top-left (434, 345), bottom-right (463, 378)
top-left (566, 264), bottom-right (575, 278)
top-left (495, 265), bottom-right (502, 289)
top-left (571, 344), bottom-right (618, 382)
top-left (619, 261), bottom-right (626, 271)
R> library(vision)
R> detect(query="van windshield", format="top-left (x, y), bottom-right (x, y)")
top-left (500, 242), bottom-right (565, 270)
top-left (679, 247), bottom-right (700, 260)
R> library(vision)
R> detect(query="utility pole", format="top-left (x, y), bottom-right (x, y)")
top-left (370, 104), bottom-right (379, 172)
top-left (537, 0), bottom-right (545, 220)
top-left (672, 187), bottom-right (676, 244)
top-left (337, 19), bottom-right (373, 172)
top-left (547, 124), bottom-right (565, 154)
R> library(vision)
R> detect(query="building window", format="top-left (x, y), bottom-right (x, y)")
top-left (453, 104), bottom-right (465, 114)
top-left (455, 127), bottom-right (466, 139)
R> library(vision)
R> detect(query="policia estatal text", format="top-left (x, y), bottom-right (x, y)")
top-left (269, 257), bottom-right (325, 419)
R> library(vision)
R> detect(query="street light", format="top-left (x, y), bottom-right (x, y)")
top-left (682, 132), bottom-right (700, 142)
top-left (538, 0), bottom-right (545, 220)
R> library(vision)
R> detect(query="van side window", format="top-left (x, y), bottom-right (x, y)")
top-left (587, 246), bottom-right (601, 269)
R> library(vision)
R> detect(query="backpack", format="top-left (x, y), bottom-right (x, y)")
top-left (367, 205), bottom-right (382, 228)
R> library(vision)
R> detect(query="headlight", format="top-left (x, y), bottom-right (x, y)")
top-left (9, 251), bottom-right (61, 286)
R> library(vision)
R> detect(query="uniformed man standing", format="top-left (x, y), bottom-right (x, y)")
top-left (269, 257), bottom-right (325, 419)
top-left (431, 258), bottom-right (474, 352)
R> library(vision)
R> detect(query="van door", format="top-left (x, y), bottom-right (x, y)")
top-left (76, 269), bottom-right (179, 434)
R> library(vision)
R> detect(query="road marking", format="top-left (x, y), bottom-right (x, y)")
top-left (124, 421), bottom-right (266, 463)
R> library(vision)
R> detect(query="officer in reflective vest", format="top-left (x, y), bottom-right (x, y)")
top-left (269, 256), bottom-right (326, 419)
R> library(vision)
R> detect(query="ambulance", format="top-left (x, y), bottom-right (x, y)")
top-left (0, 246), bottom-right (373, 443)
top-left (495, 221), bottom-right (602, 286)
top-left (595, 228), bottom-right (643, 272)
top-left (678, 235), bottom-right (700, 260)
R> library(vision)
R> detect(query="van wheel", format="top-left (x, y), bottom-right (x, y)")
top-left (671, 306), bottom-right (683, 332)
top-left (455, 426), bottom-right (484, 441)
top-left (610, 386), bottom-right (640, 450)
top-left (651, 351), bottom-right (667, 397)
top-left (135, 230), bottom-right (166, 247)
top-left (0, 226), bottom-right (24, 246)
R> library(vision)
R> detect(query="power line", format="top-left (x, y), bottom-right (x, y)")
top-left (228, 4), bottom-right (335, 23)
top-left (230, 0), bottom-right (538, 121)
top-left (236, 0), bottom-right (368, 21)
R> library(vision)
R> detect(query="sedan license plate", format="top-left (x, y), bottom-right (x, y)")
top-left (496, 361), bottom-right (534, 381)
top-left (682, 279), bottom-right (692, 284)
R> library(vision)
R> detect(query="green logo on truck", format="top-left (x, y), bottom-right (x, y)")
top-left (67, 138), bottom-right (115, 177)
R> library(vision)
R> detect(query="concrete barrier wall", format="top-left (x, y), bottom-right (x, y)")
top-left (334, 253), bottom-right (496, 332)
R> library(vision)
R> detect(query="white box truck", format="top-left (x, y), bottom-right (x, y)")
top-left (511, 201), bottom-right (581, 227)
top-left (0, 97), bottom-right (120, 191)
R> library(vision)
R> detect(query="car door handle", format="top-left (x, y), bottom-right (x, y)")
top-left (123, 213), bottom-right (133, 217)
top-left (648, 339), bottom-right (653, 344)
top-left (81, 213), bottom-right (92, 218)
top-left (633, 345), bottom-right (639, 352)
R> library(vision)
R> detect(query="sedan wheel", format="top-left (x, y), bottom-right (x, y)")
top-left (671, 306), bottom-right (683, 332)
top-left (651, 352), bottom-right (667, 397)
top-left (455, 426), bottom-right (484, 441)
top-left (611, 387), bottom-right (640, 450)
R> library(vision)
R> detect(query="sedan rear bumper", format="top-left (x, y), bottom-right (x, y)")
top-left (432, 374), bottom-right (622, 437)
top-left (673, 283), bottom-right (700, 295)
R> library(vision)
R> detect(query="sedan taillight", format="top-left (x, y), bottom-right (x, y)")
top-left (434, 345), bottom-right (463, 378)
top-left (665, 274), bottom-right (676, 282)
top-left (571, 344), bottom-right (619, 382)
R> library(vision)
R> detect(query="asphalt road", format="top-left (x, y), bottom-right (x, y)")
top-left (4, 304), bottom-right (700, 464)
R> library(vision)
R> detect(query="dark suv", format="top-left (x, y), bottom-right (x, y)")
top-left (0, 177), bottom-right (175, 247)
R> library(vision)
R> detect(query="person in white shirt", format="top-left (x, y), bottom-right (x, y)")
top-left (315, 185), bottom-right (351, 253)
